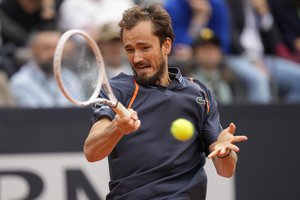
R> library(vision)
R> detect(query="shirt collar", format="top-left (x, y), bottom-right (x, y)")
top-left (168, 67), bottom-right (184, 84)
top-left (166, 67), bottom-right (185, 89)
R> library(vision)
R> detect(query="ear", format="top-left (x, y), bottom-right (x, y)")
top-left (162, 38), bottom-right (172, 55)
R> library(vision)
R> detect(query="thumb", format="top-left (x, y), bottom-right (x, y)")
top-left (228, 123), bottom-right (236, 134)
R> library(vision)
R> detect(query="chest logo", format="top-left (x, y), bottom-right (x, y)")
top-left (196, 97), bottom-right (206, 105)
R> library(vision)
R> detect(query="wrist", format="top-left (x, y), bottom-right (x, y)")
top-left (115, 126), bottom-right (124, 136)
top-left (111, 119), bottom-right (125, 136)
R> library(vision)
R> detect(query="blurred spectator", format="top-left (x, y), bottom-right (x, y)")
top-left (96, 21), bottom-right (132, 79)
top-left (0, 70), bottom-right (14, 106)
top-left (226, 0), bottom-right (300, 103)
top-left (0, 0), bottom-right (63, 76)
top-left (164, 0), bottom-right (231, 60)
top-left (0, 18), bottom-right (2, 46)
top-left (269, 0), bottom-right (300, 63)
top-left (0, 44), bottom-right (17, 77)
top-left (0, 0), bottom-right (61, 46)
top-left (134, 0), bottom-right (163, 6)
top-left (190, 28), bottom-right (234, 104)
top-left (58, 0), bottom-right (134, 38)
top-left (9, 28), bottom-right (72, 108)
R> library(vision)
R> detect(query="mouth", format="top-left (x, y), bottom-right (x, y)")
top-left (134, 63), bottom-right (152, 73)
top-left (135, 63), bottom-right (150, 70)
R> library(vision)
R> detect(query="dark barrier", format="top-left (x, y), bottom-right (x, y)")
top-left (0, 108), bottom-right (91, 154)
top-left (219, 105), bottom-right (300, 200)
top-left (0, 108), bottom-right (108, 200)
top-left (0, 105), bottom-right (300, 200)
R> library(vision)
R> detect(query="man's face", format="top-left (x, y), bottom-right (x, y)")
top-left (122, 21), bottom-right (170, 85)
top-left (194, 43), bottom-right (222, 71)
top-left (31, 31), bottom-right (61, 75)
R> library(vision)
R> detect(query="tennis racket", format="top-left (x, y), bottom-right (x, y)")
top-left (53, 29), bottom-right (129, 117)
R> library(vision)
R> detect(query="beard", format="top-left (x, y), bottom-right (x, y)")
top-left (39, 60), bottom-right (53, 75)
top-left (132, 57), bottom-right (166, 86)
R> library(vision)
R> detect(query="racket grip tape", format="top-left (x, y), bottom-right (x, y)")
top-left (112, 101), bottom-right (130, 117)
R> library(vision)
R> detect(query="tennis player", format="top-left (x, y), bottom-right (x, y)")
top-left (84, 5), bottom-right (247, 200)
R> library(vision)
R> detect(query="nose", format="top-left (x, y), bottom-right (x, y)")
top-left (133, 51), bottom-right (143, 64)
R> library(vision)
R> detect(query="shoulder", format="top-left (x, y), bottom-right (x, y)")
top-left (92, 73), bottom-right (135, 122)
top-left (183, 77), bottom-right (215, 112)
top-left (10, 64), bottom-right (34, 85)
top-left (183, 77), bottom-right (210, 94)
top-left (110, 73), bottom-right (134, 89)
top-left (109, 73), bottom-right (136, 104)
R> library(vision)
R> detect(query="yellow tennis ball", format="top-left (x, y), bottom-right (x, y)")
top-left (171, 118), bottom-right (194, 141)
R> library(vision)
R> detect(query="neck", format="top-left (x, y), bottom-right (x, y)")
top-left (156, 68), bottom-right (171, 87)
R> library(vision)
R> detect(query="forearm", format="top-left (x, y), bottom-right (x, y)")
top-left (84, 119), bottom-right (123, 162)
top-left (188, 0), bottom-right (211, 38)
top-left (189, 14), bottom-right (209, 38)
top-left (212, 151), bottom-right (237, 178)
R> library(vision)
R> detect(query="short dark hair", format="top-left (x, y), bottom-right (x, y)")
top-left (119, 5), bottom-right (174, 45)
top-left (27, 26), bottom-right (61, 47)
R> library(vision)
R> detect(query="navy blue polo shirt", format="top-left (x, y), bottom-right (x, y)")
top-left (91, 68), bottom-right (222, 200)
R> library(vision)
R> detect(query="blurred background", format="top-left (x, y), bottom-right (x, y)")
top-left (0, 0), bottom-right (299, 199)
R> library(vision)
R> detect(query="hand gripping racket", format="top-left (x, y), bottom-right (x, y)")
top-left (53, 29), bottom-right (129, 117)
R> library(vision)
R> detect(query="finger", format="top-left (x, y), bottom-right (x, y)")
top-left (128, 109), bottom-right (139, 121)
top-left (232, 135), bottom-right (248, 143)
top-left (228, 144), bottom-right (240, 152)
top-left (131, 112), bottom-right (138, 121)
top-left (220, 147), bottom-right (228, 155)
top-left (123, 121), bottom-right (140, 134)
top-left (115, 114), bottom-right (130, 123)
top-left (134, 120), bottom-right (141, 130)
top-left (229, 123), bottom-right (236, 134)
top-left (126, 115), bottom-right (141, 127)
top-left (128, 108), bottom-right (136, 116)
top-left (208, 149), bottom-right (220, 159)
top-left (126, 117), bottom-right (138, 128)
top-left (115, 114), bottom-right (121, 123)
top-left (221, 123), bottom-right (235, 135)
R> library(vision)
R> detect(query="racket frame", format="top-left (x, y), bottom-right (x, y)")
top-left (53, 29), bottom-right (129, 117)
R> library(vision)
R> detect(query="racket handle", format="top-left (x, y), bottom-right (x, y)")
top-left (113, 101), bottom-right (130, 117)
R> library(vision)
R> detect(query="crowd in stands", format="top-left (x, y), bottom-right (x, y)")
top-left (0, 0), bottom-right (300, 108)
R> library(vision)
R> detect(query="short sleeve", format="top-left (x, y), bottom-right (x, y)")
top-left (202, 89), bottom-right (223, 156)
top-left (90, 73), bottom-right (136, 125)
top-left (91, 89), bottom-right (115, 124)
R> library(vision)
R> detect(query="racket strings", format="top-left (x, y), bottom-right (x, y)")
top-left (60, 34), bottom-right (101, 102)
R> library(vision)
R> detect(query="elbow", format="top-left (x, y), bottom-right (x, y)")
top-left (84, 148), bottom-right (97, 162)
top-left (83, 145), bottom-right (103, 163)
top-left (83, 139), bottom-right (110, 162)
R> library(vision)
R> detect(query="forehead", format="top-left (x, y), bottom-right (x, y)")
top-left (33, 32), bottom-right (61, 45)
top-left (122, 21), bottom-right (159, 47)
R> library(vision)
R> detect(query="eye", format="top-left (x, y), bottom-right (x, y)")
top-left (125, 48), bottom-right (134, 54)
top-left (141, 46), bottom-right (150, 52)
